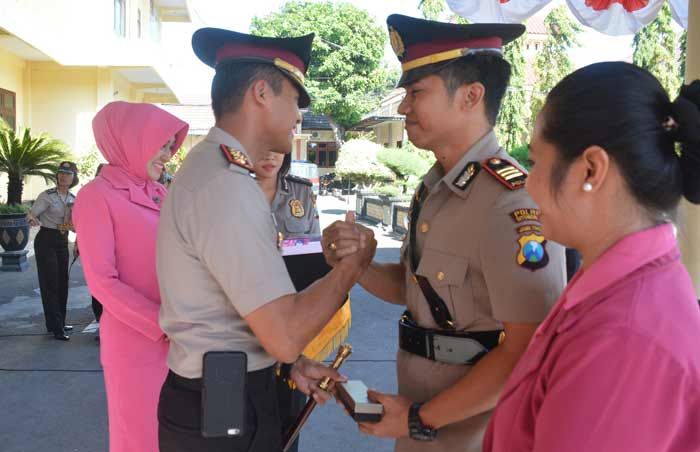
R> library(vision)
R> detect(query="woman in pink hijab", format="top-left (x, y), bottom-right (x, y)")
top-left (73, 101), bottom-right (188, 452)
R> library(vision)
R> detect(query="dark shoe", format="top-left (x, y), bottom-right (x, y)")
top-left (53, 332), bottom-right (70, 341)
top-left (64, 325), bottom-right (74, 332)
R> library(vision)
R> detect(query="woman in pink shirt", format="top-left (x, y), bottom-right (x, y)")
top-left (484, 62), bottom-right (700, 451)
top-left (73, 101), bottom-right (188, 452)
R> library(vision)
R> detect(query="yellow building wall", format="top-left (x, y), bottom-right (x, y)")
top-left (0, 46), bottom-right (26, 128)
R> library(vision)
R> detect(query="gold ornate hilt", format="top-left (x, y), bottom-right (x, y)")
top-left (318, 344), bottom-right (352, 392)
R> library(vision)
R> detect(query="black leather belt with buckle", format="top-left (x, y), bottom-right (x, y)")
top-left (398, 312), bottom-right (503, 365)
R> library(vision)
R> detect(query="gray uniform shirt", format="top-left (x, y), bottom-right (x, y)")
top-left (31, 188), bottom-right (76, 229)
top-left (157, 127), bottom-right (296, 377)
top-left (271, 176), bottom-right (320, 236)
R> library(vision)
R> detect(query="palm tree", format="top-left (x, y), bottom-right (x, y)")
top-left (0, 119), bottom-right (70, 204)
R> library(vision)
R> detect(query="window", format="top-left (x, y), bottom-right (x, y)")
top-left (114, 0), bottom-right (126, 37)
top-left (0, 88), bottom-right (16, 130)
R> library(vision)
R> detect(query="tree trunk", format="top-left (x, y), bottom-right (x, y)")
top-left (7, 173), bottom-right (23, 205)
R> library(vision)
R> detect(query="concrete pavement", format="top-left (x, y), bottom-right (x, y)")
top-left (0, 195), bottom-right (405, 452)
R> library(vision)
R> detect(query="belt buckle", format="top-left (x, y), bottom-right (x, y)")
top-left (432, 335), bottom-right (487, 365)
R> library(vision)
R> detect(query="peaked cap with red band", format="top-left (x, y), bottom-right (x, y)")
top-left (192, 28), bottom-right (314, 108)
top-left (386, 14), bottom-right (525, 87)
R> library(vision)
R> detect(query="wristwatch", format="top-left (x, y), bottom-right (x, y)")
top-left (408, 402), bottom-right (437, 441)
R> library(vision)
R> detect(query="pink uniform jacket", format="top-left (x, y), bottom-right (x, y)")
top-left (484, 223), bottom-right (700, 452)
top-left (73, 101), bottom-right (188, 452)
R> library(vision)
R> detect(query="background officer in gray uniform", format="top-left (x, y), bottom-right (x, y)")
top-left (156, 28), bottom-right (375, 452)
top-left (27, 161), bottom-right (79, 341)
top-left (256, 151), bottom-right (320, 235)
top-left (323, 15), bottom-right (566, 452)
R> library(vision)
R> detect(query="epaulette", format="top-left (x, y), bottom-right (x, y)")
top-left (46, 188), bottom-right (57, 194)
top-left (220, 144), bottom-right (254, 173)
top-left (482, 158), bottom-right (526, 190)
top-left (285, 174), bottom-right (312, 187)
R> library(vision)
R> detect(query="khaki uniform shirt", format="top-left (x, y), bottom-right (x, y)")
top-left (396, 131), bottom-right (566, 452)
top-left (271, 176), bottom-right (320, 236)
top-left (31, 188), bottom-right (76, 229)
top-left (158, 127), bottom-right (296, 377)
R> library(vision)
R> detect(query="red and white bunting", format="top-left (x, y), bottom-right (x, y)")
top-left (445, 0), bottom-right (688, 35)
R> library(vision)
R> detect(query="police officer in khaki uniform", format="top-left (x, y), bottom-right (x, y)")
top-left (27, 161), bottom-right (79, 341)
top-left (156, 28), bottom-right (375, 452)
top-left (323, 15), bottom-right (566, 452)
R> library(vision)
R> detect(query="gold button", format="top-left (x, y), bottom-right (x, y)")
top-left (420, 222), bottom-right (429, 233)
top-left (436, 271), bottom-right (445, 281)
top-left (411, 274), bottom-right (418, 284)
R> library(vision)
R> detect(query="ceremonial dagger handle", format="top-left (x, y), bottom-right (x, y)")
top-left (282, 345), bottom-right (352, 452)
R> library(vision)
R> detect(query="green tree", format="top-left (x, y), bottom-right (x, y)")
top-left (679, 30), bottom-right (687, 83)
top-left (335, 139), bottom-right (393, 188)
top-left (0, 124), bottom-right (71, 204)
top-left (76, 146), bottom-right (104, 180)
top-left (251, 1), bottom-right (394, 129)
top-left (418, 0), bottom-right (446, 20)
top-left (165, 146), bottom-right (188, 175)
top-left (378, 145), bottom-right (433, 193)
top-left (530, 6), bottom-right (581, 125)
top-left (497, 34), bottom-right (529, 151)
top-left (633, 2), bottom-right (681, 96)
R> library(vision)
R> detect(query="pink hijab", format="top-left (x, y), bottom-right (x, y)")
top-left (92, 101), bottom-right (188, 195)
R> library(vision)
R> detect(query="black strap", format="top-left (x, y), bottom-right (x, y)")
top-left (409, 183), bottom-right (455, 330)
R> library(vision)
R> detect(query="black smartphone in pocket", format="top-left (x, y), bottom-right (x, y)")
top-left (201, 351), bottom-right (247, 438)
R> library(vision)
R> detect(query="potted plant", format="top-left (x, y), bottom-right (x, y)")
top-left (0, 119), bottom-right (70, 206)
top-left (0, 203), bottom-right (30, 252)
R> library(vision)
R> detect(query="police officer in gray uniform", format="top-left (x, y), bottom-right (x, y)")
top-left (256, 152), bottom-right (320, 236)
top-left (27, 161), bottom-right (79, 341)
top-left (156, 28), bottom-right (375, 452)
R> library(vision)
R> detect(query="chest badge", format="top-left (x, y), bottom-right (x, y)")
top-left (516, 233), bottom-right (549, 271)
top-left (289, 199), bottom-right (305, 218)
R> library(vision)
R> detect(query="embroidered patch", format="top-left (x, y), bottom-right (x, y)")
top-left (517, 233), bottom-right (549, 271)
top-left (516, 224), bottom-right (543, 235)
top-left (483, 158), bottom-right (526, 190)
top-left (452, 162), bottom-right (480, 190)
top-left (289, 199), bottom-right (305, 218)
top-left (220, 144), bottom-right (254, 172)
top-left (510, 208), bottom-right (540, 223)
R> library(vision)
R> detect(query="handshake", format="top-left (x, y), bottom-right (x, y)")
top-left (321, 211), bottom-right (377, 273)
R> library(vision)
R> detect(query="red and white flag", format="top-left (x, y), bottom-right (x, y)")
top-left (445, 0), bottom-right (688, 35)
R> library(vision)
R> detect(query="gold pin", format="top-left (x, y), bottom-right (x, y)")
top-left (420, 222), bottom-right (429, 233)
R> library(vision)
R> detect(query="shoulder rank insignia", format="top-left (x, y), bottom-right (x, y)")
top-left (289, 199), bottom-right (305, 218)
top-left (285, 174), bottom-right (312, 187)
top-left (483, 158), bottom-right (526, 190)
top-left (46, 188), bottom-right (57, 194)
top-left (517, 231), bottom-right (549, 271)
top-left (452, 161), bottom-right (480, 191)
top-left (220, 144), bottom-right (254, 173)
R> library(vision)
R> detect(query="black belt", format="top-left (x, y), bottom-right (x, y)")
top-left (399, 311), bottom-right (502, 365)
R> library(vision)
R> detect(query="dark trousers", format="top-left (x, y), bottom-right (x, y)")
top-left (34, 227), bottom-right (69, 334)
top-left (91, 297), bottom-right (103, 322)
top-left (276, 378), bottom-right (306, 452)
top-left (158, 366), bottom-right (282, 452)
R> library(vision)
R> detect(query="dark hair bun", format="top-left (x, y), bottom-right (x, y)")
top-left (675, 80), bottom-right (700, 204)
